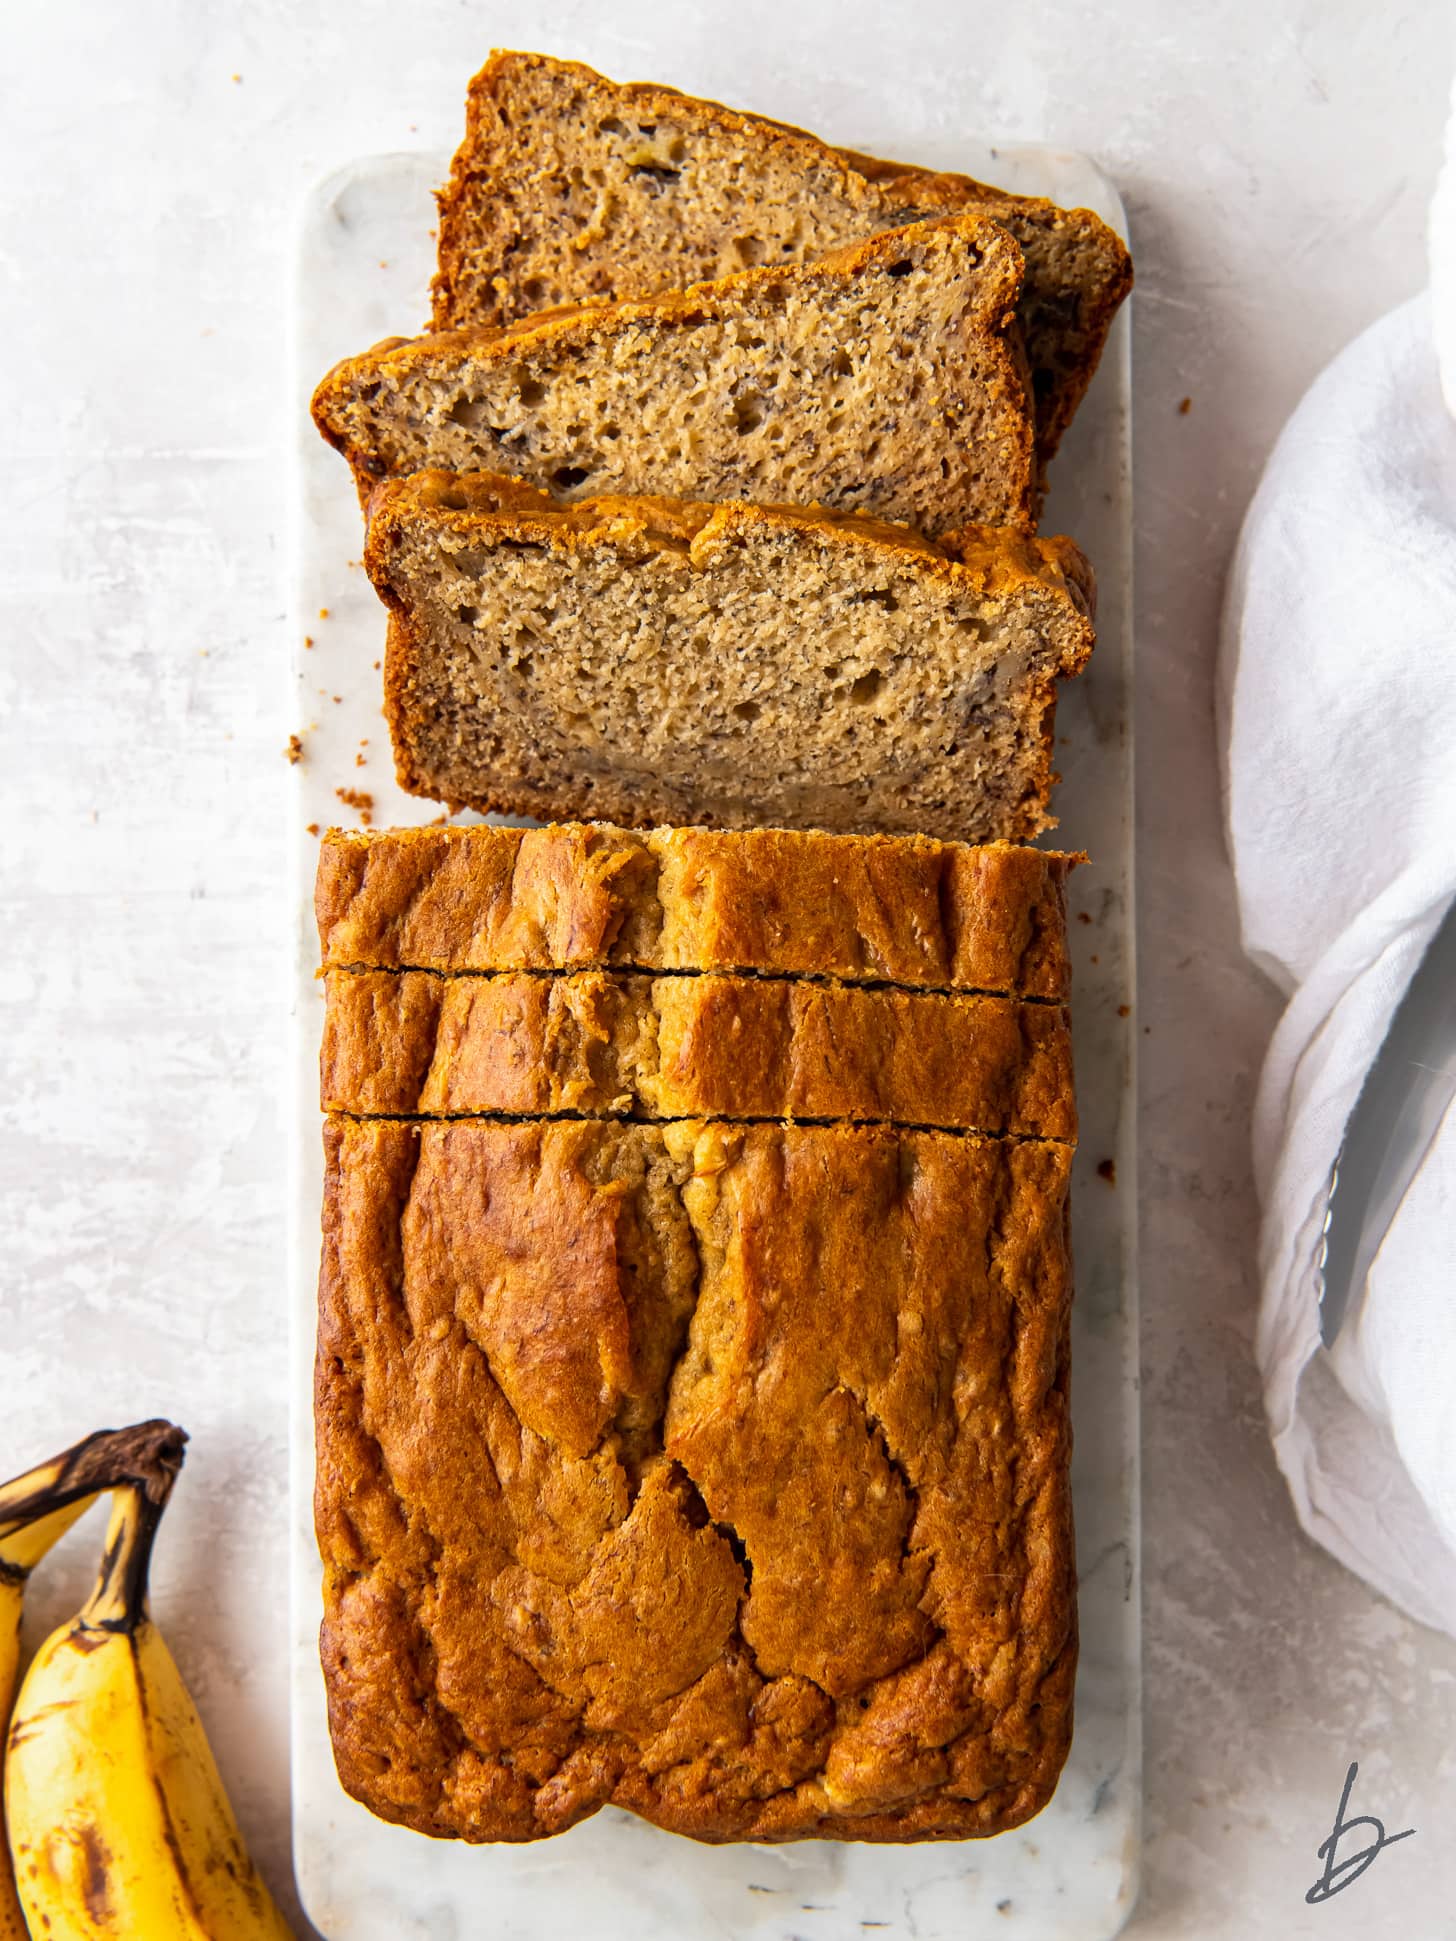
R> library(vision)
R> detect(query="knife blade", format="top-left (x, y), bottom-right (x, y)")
top-left (1318, 897), bottom-right (1456, 1349)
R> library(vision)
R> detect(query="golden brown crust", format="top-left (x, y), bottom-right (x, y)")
top-left (315, 1115), bottom-right (1075, 1842)
top-left (320, 967), bottom-right (1077, 1142)
top-left (404, 205), bottom-right (1025, 351)
top-left (369, 469), bottom-right (1095, 605)
top-left (312, 210), bottom-right (1037, 536)
top-left (314, 823), bottom-right (1078, 999)
top-left (431, 49), bottom-right (1131, 462)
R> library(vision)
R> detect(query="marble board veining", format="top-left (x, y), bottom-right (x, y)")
top-left (288, 147), bottom-right (1139, 1941)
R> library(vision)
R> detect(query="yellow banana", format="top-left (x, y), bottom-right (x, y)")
top-left (0, 1421), bottom-right (186, 1939)
top-left (6, 1442), bottom-right (295, 1940)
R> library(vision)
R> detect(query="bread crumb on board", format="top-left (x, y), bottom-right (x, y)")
top-left (1178, 396), bottom-right (1192, 415)
top-left (1097, 1159), bottom-right (1117, 1185)
top-left (335, 786), bottom-right (375, 827)
top-left (284, 733), bottom-right (304, 765)
top-left (307, 822), bottom-right (320, 837)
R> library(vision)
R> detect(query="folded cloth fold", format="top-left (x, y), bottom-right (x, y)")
top-left (1219, 128), bottom-right (1456, 1631)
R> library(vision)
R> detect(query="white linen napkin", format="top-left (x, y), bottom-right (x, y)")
top-left (1217, 79), bottom-right (1456, 1634)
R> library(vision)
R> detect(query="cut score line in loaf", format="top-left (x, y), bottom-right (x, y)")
top-left (321, 964), bottom-right (1078, 1140)
top-left (314, 823), bottom-right (1080, 1000)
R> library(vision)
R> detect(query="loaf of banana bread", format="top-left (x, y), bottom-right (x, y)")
top-left (314, 820), bottom-right (1080, 1843)
top-left (430, 50), bottom-right (1131, 466)
top-left (364, 473), bottom-right (1094, 841)
top-left (316, 1114), bottom-right (1076, 1843)
top-left (312, 211), bottom-right (1036, 535)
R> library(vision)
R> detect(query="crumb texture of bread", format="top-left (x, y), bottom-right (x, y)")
top-left (314, 822), bottom-right (1077, 999)
top-left (312, 212), bottom-right (1037, 536)
top-left (320, 967), bottom-right (1078, 1141)
top-left (431, 50), bottom-right (1132, 462)
top-left (316, 1114), bottom-right (1076, 1842)
top-left (365, 474), bottom-right (1095, 842)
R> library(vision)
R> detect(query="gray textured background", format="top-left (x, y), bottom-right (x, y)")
top-left (2, 3), bottom-right (1452, 1935)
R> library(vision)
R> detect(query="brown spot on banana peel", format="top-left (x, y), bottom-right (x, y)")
top-left (8, 1699), bottom-right (83, 1750)
top-left (130, 1634), bottom-right (215, 1933)
top-left (76, 1823), bottom-right (114, 1927)
top-left (62, 1626), bottom-right (110, 1655)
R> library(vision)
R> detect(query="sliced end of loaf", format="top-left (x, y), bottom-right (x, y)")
top-left (313, 818), bottom-right (1081, 999)
top-left (431, 49), bottom-right (1131, 463)
top-left (312, 209), bottom-right (1037, 536)
top-left (364, 472), bottom-right (1093, 842)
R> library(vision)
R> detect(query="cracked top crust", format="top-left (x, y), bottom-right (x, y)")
top-left (315, 822), bottom-right (1077, 999)
top-left (321, 968), bottom-right (1077, 1142)
top-left (316, 1114), bottom-right (1075, 1844)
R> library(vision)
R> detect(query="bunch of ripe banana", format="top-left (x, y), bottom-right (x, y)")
top-left (0, 1422), bottom-right (295, 1939)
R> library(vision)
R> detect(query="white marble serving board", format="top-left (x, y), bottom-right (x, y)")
top-left (288, 147), bottom-right (1138, 1941)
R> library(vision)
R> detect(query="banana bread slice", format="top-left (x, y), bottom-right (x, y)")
top-left (315, 1114), bottom-right (1075, 1843)
top-left (431, 50), bottom-right (1132, 465)
top-left (312, 211), bottom-right (1036, 535)
top-left (315, 823), bottom-right (1076, 999)
top-left (366, 473), bottom-right (1094, 842)
top-left (320, 967), bottom-right (1077, 1140)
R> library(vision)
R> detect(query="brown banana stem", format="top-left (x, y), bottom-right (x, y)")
top-left (77, 1483), bottom-right (167, 1634)
top-left (0, 1421), bottom-right (186, 1556)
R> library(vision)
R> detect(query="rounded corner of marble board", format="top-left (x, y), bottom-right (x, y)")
top-left (297, 149), bottom-right (450, 244)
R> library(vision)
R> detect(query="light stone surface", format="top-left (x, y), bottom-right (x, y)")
top-left (288, 146), bottom-right (1136, 1941)
top-left (2, 4), bottom-right (1453, 1938)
